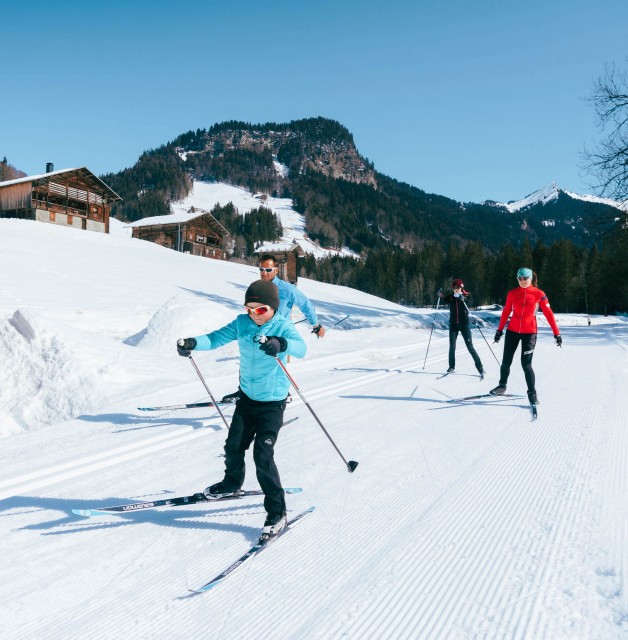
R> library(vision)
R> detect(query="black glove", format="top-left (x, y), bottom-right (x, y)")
top-left (494, 330), bottom-right (504, 343)
top-left (259, 336), bottom-right (288, 357)
top-left (177, 337), bottom-right (197, 356)
top-left (437, 288), bottom-right (444, 298)
top-left (555, 335), bottom-right (562, 347)
top-left (312, 325), bottom-right (324, 336)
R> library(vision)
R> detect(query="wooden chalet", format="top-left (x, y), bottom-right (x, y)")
top-left (130, 209), bottom-right (229, 260)
top-left (255, 241), bottom-right (306, 284)
top-left (0, 166), bottom-right (121, 234)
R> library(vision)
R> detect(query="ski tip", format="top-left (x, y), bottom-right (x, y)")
top-left (72, 508), bottom-right (107, 517)
top-left (189, 582), bottom-right (220, 594)
top-left (284, 487), bottom-right (303, 494)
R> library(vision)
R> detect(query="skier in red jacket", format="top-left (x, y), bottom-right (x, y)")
top-left (490, 268), bottom-right (562, 404)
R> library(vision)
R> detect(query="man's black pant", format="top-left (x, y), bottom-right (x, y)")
top-left (222, 391), bottom-right (287, 516)
top-left (449, 323), bottom-right (483, 372)
top-left (499, 330), bottom-right (537, 392)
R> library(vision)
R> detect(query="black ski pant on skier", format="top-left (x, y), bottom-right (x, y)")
top-left (449, 323), bottom-right (483, 373)
top-left (221, 391), bottom-right (287, 517)
top-left (498, 330), bottom-right (537, 392)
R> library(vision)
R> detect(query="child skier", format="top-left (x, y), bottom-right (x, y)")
top-left (176, 280), bottom-right (306, 540)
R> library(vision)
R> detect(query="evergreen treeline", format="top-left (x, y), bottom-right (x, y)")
top-left (299, 231), bottom-right (628, 315)
top-left (102, 145), bottom-right (189, 222)
top-left (208, 203), bottom-right (283, 258)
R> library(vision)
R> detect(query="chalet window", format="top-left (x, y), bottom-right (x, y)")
top-left (196, 234), bottom-right (206, 243)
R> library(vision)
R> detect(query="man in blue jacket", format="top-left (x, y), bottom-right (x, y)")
top-left (176, 279), bottom-right (306, 538)
top-left (258, 253), bottom-right (325, 338)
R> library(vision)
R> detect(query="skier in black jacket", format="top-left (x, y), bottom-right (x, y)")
top-left (439, 278), bottom-right (484, 376)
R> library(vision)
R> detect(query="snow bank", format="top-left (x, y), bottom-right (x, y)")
top-left (128, 293), bottom-right (240, 352)
top-left (0, 309), bottom-right (175, 437)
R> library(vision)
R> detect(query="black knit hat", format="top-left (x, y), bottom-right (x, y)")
top-left (245, 280), bottom-right (280, 310)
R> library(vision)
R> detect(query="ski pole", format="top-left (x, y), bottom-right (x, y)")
top-left (294, 314), bottom-right (350, 331)
top-left (187, 355), bottom-right (231, 430)
top-left (327, 314), bottom-right (350, 329)
top-left (422, 292), bottom-right (442, 369)
top-left (260, 339), bottom-right (358, 473)
top-left (460, 298), bottom-right (501, 366)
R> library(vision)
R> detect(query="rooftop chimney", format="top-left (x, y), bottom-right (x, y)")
top-left (46, 162), bottom-right (54, 173)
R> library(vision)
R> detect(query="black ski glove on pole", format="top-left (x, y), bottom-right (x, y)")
top-left (555, 335), bottom-right (562, 347)
top-left (259, 336), bottom-right (288, 357)
top-left (177, 338), bottom-right (197, 356)
top-left (494, 330), bottom-right (504, 343)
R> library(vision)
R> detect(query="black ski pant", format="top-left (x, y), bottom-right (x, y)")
top-left (221, 391), bottom-right (287, 516)
top-left (449, 323), bottom-right (483, 372)
top-left (499, 330), bottom-right (537, 392)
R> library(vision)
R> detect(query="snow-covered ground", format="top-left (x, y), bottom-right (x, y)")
top-left (168, 178), bottom-right (358, 258)
top-left (1, 218), bottom-right (627, 639)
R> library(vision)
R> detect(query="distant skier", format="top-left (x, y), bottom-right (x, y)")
top-left (176, 279), bottom-right (306, 539)
top-left (221, 253), bottom-right (324, 403)
top-left (438, 278), bottom-right (484, 377)
top-left (490, 268), bottom-right (562, 404)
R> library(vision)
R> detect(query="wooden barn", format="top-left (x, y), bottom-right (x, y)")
top-left (255, 241), bottom-right (306, 284)
top-left (0, 166), bottom-right (121, 233)
top-left (130, 209), bottom-right (229, 260)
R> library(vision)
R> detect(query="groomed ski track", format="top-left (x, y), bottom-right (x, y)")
top-left (1, 324), bottom-right (627, 639)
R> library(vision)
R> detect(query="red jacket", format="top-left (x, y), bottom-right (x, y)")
top-left (498, 285), bottom-right (560, 336)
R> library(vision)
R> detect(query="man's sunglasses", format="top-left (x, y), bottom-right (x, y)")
top-left (259, 267), bottom-right (276, 273)
top-left (245, 305), bottom-right (271, 315)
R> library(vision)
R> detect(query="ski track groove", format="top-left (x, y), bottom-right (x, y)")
top-left (314, 347), bottom-right (611, 639)
top-left (0, 344), bottom-right (436, 501)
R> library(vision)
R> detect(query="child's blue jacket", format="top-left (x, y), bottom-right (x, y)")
top-left (192, 312), bottom-right (306, 401)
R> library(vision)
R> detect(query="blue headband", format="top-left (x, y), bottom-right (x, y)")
top-left (517, 268), bottom-right (532, 278)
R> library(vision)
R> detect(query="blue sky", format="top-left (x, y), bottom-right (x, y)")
top-left (1, 0), bottom-right (626, 203)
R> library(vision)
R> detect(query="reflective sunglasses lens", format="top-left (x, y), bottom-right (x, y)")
top-left (259, 267), bottom-right (275, 273)
top-left (246, 305), bottom-right (270, 315)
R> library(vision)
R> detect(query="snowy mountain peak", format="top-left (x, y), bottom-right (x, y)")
top-left (497, 182), bottom-right (627, 213)
top-left (500, 182), bottom-right (560, 212)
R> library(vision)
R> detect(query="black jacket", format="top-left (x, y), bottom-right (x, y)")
top-left (442, 291), bottom-right (472, 326)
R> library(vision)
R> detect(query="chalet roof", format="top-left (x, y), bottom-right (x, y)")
top-left (129, 209), bottom-right (229, 237)
top-left (255, 241), bottom-right (306, 257)
top-left (0, 167), bottom-right (122, 201)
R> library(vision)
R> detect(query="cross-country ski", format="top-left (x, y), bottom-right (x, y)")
top-left (72, 488), bottom-right (303, 517)
top-left (188, 506), bottom-right (315, 594)
top-left (446, 393), bottom-right (525, 403)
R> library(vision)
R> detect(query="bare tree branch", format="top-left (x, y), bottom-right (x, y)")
top-left (582, 60), bottom-right (628, 204)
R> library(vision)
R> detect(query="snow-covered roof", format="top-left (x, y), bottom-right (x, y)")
top-left (255, 241), bottom-right (306, 256)
top-left (129, 209), bottom-right (229, 236)
top-left (128, 211), bottom-right (202, 227)
top-left (0, 167), bottom-right (122, 201)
